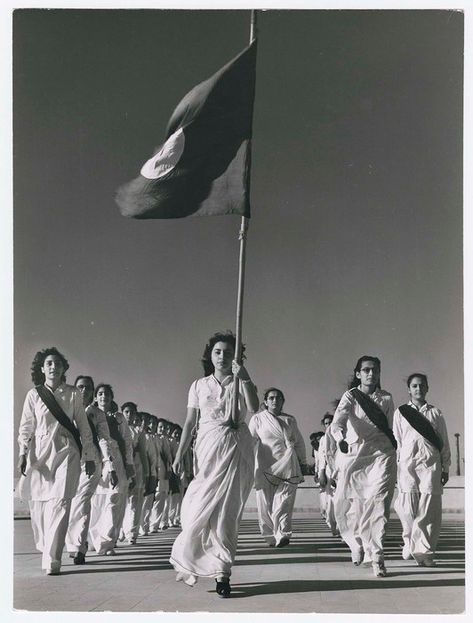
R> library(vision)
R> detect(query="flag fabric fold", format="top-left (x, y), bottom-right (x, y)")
top-left (116, 42), bottom-right (257, 219)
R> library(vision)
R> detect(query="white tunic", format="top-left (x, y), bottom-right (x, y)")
top-left (170, 374), bottom-right (254, 579)
top-left (393, 401), bottom-right (451, 495)
top-left (318, 425), bottom-right (338, 479)
top-left (331, 387), bottom-right (396, 499)
top-left (18, 383), bottom-right (95, 501)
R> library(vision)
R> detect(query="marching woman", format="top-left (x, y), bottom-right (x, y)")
top-left (149, 418), bottom-right (173, 532)
top-left (139, 413), bottom-right (159, 536)
top-left (248, 388), bottom-right (306, 547)
top-left (170, 332), bottom-right (259, 598)
top-left (393, 373), bottom-right (451, 567)
top-left (332, 356), bottom-right (397, 577)
top-left (167, 424), bottom-right (184, 528)
top-left (121, 406), bottom-right (150, 544)
top-left (89, 384), bottom-right (135, 555)
top-left (17, 347), bottom-right (96, 575)
top-left (65, 375), bottom-right (117, 564)
top-left (318, 413), bottom-right (340, 536)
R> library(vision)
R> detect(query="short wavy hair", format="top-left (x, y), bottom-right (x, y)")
top-left (201, 331), bottom-right (245, 376)
top-left (31, 347), bottom-right (69, 385)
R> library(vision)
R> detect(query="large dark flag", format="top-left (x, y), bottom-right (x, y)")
top-left (116, 42), bottom-right (257, 219)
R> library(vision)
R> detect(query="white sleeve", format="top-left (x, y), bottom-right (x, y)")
top-left (292, 419), bottom-right (307, 463)
top-left (187, 380), bottom-right (199, 409)
top-left (72, 389), bottom-right (95, 462)
top-left (435, 410), bottom-right (451, 472)
top-left (331, 391), bottom-right (351, 443)
top-left (18, 390), bottom-right (36, 456)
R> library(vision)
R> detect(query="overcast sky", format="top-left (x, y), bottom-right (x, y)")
top-left (12, 7), bottom-right (463, 462)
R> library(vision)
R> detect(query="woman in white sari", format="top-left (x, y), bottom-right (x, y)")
top-left (170, 332), bottom-right (259, 598)
top-left (249, 388), bottom-right (306, 547)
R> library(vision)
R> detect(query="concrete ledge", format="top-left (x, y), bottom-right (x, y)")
top-left (14, 475), bottom-right (464, 519)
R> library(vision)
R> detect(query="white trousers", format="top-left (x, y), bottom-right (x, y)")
top-left (319, 489), bottom-right (327, 517)
top-left (65, 466), bottom-right (101, 554)
top-left (140, 493), bottom-right (154, 534)
top-left (122, 487), bottom-right (145, 541)
top-left (395, 492), bottom-right (442, 561)
top-left (29, 498), bottom-right (72, 570)
top-left (335, 493), bottom-right (391, 563)
top-left (167, 493), bottom-right (181, 525)
top-left (322, 487), bottom-right (338, 534)
top-left (255, 481), bottom-right (297, 545)
top-left (149, 491), bottom-right (168, 531)
top-left (89, 489), bottom-right (127, 553)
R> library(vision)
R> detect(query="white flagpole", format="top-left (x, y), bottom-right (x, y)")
top-left (231, 9), bottom-right (257, 426)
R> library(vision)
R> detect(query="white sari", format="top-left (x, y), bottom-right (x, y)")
top-left (170, 375), bottom-right (254, 583)
top-left (249, 410), bottom-right (305, 545)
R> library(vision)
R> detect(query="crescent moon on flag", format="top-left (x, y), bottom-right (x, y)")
top-left (140, 128), bottom-right (185, 180)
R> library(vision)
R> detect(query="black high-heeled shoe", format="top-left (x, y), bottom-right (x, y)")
top-left (215, 578), bottom-right (231, 598)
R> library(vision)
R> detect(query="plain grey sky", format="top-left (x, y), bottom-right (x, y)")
top-left (13, 8), bottom-right (463, 462)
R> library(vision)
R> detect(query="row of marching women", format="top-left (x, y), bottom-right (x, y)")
top-left (17, 347), bottom-right (192, 575)
top-left (310, 355), bottom-right (451, 578)
top-left (17, 341), bottom-right (451, 596)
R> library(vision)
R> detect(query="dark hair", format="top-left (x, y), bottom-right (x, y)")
top-left (321, 413), bottom-right (333, 425)
top-left (121, 401), bottom-right (138, 412)
top-left (95, 383), bottom-right (114, 400)
top-left (407, 373), bottom-right (429, 388)
top-left (263, 387), bottom-right (285, 403)
top-left (201, 331), bottom-right (245, 376)
top-left (310, 431), bottom-right (325, 442)
top-left (31, 347), bottom-right (69, 385)
top-left (349, 355), bottom-right (381, 389)
top-left (74, 375), bottom-right (94, 391)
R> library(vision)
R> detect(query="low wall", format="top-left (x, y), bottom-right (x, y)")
top-left (242, 475), bottom-right (465, 517)
top-left (13, 476), bottom-right (464, 519)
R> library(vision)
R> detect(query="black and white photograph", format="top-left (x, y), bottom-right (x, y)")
top-left (6, 0), bottom-right (467, 617)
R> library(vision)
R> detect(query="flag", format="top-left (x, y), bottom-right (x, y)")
top-left (116, 42), bottom-right (257, 219)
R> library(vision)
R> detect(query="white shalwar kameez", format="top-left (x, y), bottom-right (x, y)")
top-left (18, 383), bottom-right (96, 572)
top-left (149, 434), bottom-right (172, 531)
top-left (393, 401), bottom-right (451, 564)
top-left (138, 433), bottom-right (158, 536)
top-left (122, 426), bottom-right (149, 542)
top-left (170, 375), bottom-right (255, 583)
top-left (65, 404), bottom-right (115, 555)
top-left (312, 446), bottom-right (326, 518)
top-left (140, 432), bottom-right (160, 535)
top-left (249, 410), bottom-right (306, 546)
top-left (89, 412), bottom-right (135, 553)
top-left (331, 387), bottom-right (396, 564)
top-left (318, 425), bottom-right (339, 535)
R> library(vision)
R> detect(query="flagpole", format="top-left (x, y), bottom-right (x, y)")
top-left (232, 9), bottom-right (257, 426)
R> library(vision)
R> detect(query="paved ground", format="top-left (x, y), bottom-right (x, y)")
top-left (13, 513), bottom-right (464, 614)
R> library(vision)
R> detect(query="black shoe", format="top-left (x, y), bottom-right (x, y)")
top-left (215, 578), bottom-right (231, 598)
top-left (276, 537), bottom-right (290, 548)
top-left (73, 552), bottom-right (86, 565)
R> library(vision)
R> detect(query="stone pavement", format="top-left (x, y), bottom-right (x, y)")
top-left (12, 512), bottom-right (464, 614)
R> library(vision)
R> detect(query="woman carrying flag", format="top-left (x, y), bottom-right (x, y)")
top-left (393, 373), bottom-right (451, 567)
top-left (169, 332), bottom-right (259, 598)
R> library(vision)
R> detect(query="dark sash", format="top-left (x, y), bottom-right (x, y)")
top-left (106, 415), bottom-right (128, 465)
top-left (398, 404), bottom-right (443, 452)
top-left (87, 415), bottom-right (101, 454)
top-left (351, 388), bottom-right (397, 449)
top-left (35, 384), bottom-right (82, 457)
